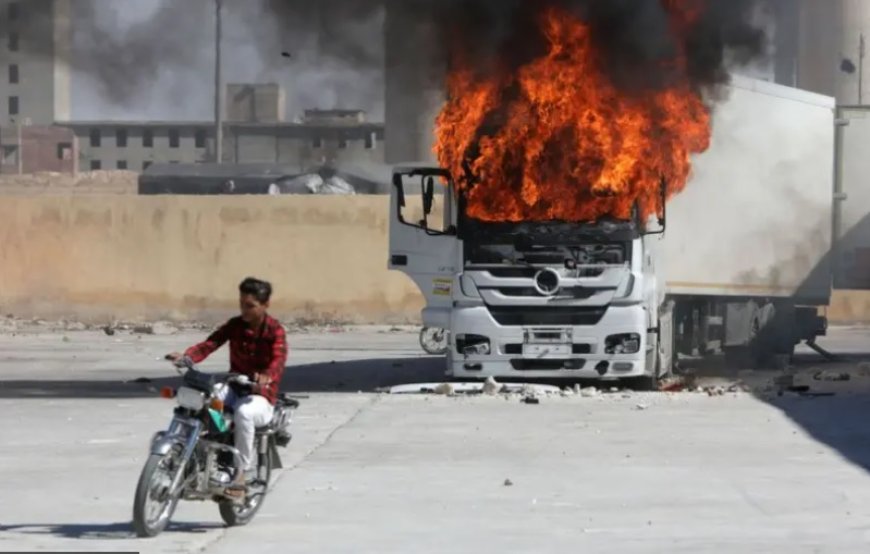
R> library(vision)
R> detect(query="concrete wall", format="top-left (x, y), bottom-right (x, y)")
top-left (0, 195), bottom-right (423, 325)
top-left (1, 193), bottom-right (869, 326)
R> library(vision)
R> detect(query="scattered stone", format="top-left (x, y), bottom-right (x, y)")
top-left (574, 383), bottom-right (582, 394)
top-left (483, 376), bottom-right (501, 396)
top-left (132, 325), bottom-right (154, 335)
top-left (609, 387), bottom-right (619, 393)
top-left (580, 387), bottom-right (599, 398)
top-left (635, 403), bottom-right (650, 411)
top-left (622, 393), bottom-right (632, 399)
top-left (659, 377), bottom-right (687, 392)
top-left (503, 478), bottom-right (513, 487)
top-left (522, 396), bottom-right (540, 405)
top-left (152, 321), bottom-right (179, 336)
top-left (103, 326), bottom-right (116, 336)
top-left (433, 383), bottom-right (455, 396)
top-left (65, 321), bottom-right (87, 331)
top-left (813, 370), bottom-right (851, 382)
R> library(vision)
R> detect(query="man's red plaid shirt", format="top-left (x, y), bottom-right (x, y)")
top-left (184, 315), bottom-right (288, 405)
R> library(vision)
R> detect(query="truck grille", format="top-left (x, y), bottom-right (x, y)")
top-left (485, 267), bottom-right (606, 278)
top-left (504, 343), bottom-right (592, 354)
top-left (488, 306), bottom-right (607, 326)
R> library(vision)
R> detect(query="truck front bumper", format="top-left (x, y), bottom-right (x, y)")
top-left (447, 304), bottom-right (650, 380)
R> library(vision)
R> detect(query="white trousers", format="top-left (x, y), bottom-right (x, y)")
top-left (214, 383), bottom-right (274, 471)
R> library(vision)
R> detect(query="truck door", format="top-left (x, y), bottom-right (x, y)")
top-left (388, 167), bottom-right (459, 329)
top-left (834, 106), bottom-right (870, 289)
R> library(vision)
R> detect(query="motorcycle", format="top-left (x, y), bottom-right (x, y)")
top-left (132, 356), bottom-right (299, 537)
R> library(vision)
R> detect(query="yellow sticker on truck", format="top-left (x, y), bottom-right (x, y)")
top-left (433, 278), bottom-right (452, 296)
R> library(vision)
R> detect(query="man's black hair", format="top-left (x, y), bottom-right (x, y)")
top-left (239, 277), bottom-right (272, 304)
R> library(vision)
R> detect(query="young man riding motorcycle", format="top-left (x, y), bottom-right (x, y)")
top-left (167, 277), bottom-right (287, 493)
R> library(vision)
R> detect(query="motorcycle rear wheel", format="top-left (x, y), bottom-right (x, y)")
top-left (218, 443), bottom-right (273, 526)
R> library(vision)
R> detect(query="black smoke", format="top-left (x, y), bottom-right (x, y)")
top-left (0, 0), bottom-right (767, 116)
top-left (420, 0), bottom-right (768, 94)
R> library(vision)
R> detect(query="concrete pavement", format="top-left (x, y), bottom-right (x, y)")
top-left (2, 326), bottom-right (870, 552)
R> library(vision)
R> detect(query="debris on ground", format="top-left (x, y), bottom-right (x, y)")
top-left (813, 370), bottom-right (851, 382)
top-left (433, 383), bottom-right (456, 396)
top-left (132, 325), bottom-right (154, 335)
top-left (522, 396), bottom-right (540, 405)
top-left (483, 377), bottom-right (501, 396)
top-left (580, 387), bottom-right (600, 398)
top-left (151, 322), bottom-right (180, 336)
top-left (503, 479), bottom-right (514, 487)
top-left (103, 326), bottom-right (116, 336)
top-left (635, 403), bottom-right (650, 410)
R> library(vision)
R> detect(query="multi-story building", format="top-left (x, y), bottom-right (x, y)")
top-left (0, 0), bottom-right (71, 127)
top-left (0, 0), bottom-right (385, 175)
top-left (64, 109), bottom-right (385, 173)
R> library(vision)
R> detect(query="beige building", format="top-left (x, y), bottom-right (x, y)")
top-left (0, 0), bottom-right (71, 126)
top-left (64, 112), bottom-right (385, 172)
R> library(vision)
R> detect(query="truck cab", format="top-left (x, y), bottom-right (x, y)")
top-left (388, 166), bottom-right (674, 388)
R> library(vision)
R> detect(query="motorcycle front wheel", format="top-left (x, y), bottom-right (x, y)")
top-left (132, 449), bottom-right (183, 538)
top-left (218, 441), bottom-right (273, 526)
top-left (419, 327), bottom-right (448, 355)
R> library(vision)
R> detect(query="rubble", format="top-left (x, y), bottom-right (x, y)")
top-left (813, 370), bottom-right (851, 382)
top-left (483, 377), bottom-right (501, 396)
top-left (0, 170), bottom-right (137, 195)
top-left (433, 383), bottom-right (456, 396)
top-left (580, 387), bottom-right (600, 398)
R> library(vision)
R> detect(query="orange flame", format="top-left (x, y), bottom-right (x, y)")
top-left (434, 4), bottom-right (712, 223)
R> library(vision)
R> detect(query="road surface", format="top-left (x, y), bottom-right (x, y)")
top-left (2, 325), bottom-right (870, 553)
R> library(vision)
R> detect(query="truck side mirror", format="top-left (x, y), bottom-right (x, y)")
top-left (644, 177), bottom-right (668, 235)
top-left (392, 173), bottom-right (405, 208)
top-left (422, 176), bottom-right (435, 216)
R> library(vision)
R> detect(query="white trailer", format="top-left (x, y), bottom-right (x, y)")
top-left (389, 75), bottom-right (840, 386)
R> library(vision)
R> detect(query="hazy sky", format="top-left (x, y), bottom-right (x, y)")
top-left (70, 0), bottom-right (386, 122)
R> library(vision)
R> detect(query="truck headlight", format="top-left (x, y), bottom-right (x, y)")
top-left (456, 334), bottom-right (491, 356)
top-left (605, 333), bottom-right (641, 355)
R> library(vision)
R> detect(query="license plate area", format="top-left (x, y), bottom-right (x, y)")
top-left (522, 328), bottom-right (572, 357)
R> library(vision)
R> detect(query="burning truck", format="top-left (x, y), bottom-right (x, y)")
top-left (387, 2), bottom-right (841, 387)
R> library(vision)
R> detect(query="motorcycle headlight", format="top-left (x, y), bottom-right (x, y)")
top-left (176, 386), bottom-right (205, 410)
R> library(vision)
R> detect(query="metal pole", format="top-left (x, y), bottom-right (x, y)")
top-left (214, 0), bottom-right (224, 163)
top-left (16, 120), bottom-right (22, 175)
top-left (860, 33), bottom-right (866, 105)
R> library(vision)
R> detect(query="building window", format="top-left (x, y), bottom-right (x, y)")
top-left (143, 161), bottom-right (152, 170)
top-left (89, 128), bottom-right (101, 147)
top-left (312, 136), bottom-right (322, 149)
top-left (56, 142), bottom-right (72, 160)
top-left (195, 128), bottom-right (206, 148)
top-left (8, 96), bottom-right (18, 115)
top-left (8, 33), bottom-right (18, 52)
top-left (169, 128), bottom-right (180, 148)
top-left (90, 160), bottom-right (102, 170)
top-left (116, 128), bottom-right (127, 147)
top-left (8, 2), bottom-right (19, 21)
top-left (116, 160), bottom-right (128, 170)
top-left (142, 128), bottom-right (153, 147)
top-left (8, 64), bottom-right (18, 84)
